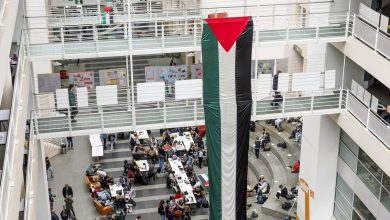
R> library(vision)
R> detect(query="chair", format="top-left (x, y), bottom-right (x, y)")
top-left (93, 200), bottom-right (113, 216)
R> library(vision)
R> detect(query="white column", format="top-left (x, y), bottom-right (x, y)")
top-left (0, 0), bottom-right (21, 108)
top-left (297, 115), bottom-right (340, 220)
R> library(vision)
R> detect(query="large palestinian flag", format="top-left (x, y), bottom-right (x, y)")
top-left (202, 17), bottom-right (253, 220)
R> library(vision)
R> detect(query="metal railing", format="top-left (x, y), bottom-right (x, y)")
top-left (351, 14), bottom-right (390, 59)
top-left (32, 88), bottom-right (345, 138)
top-left (24, 11), bottom-right (348, 59)
top-left (345, 90), bottom-right (390, 149)
top-left (0, 35), bottom-right (31, 220)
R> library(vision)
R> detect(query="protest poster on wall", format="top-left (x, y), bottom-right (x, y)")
top-left (68, 71), bottom-right (95, 89)
top-left (145, 65), bottom-right (188, 84)
top-left (99, 68), bottom-right (127, 87)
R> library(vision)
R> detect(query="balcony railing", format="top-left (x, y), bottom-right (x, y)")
top-left (32, 88), bottom-right (344, 139)
top-left (351, 14), bottom-right (390, 59)
top-left (345, 90), bottom-right (390, 148)
top-left (25, 12), bottom-right (348, 60)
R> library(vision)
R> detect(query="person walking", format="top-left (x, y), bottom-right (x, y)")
top-left (46, 157), bottom-right (54, 178)
top-left (64, 196), bottom-right (76, 219)
top-left (62, 184), bottom-right (73, 198)
top-left (68, 84), bottom-right (78, 123)
top-left (158, 200), bottom-right (166, 220)
top-left (100, 133), bottom-right (107, 150)
top-left (49, 188), bottom-right (56, 210)
top-left (66, 137), bottom-right (74, 150)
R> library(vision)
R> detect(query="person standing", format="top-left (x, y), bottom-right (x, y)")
top-left (254, 136), bottom-right (261, 158)
top-left (66, 137), bottom-right (74, 150)
top-left (68, 84), bottom-right (78, 123)
top-left (158, 200), bottom-right (166, 220)
top-left (64, 196), bottom-right (76, 219)
top-left (100, 133), bottom-right (107, 150)
top-left (62, 184), bottom-right (73, 198)
top-left (49, 188), bottom-right (56, 210)
top-left (198, 150), bottom-right (204, 169)
top-left (46, 157), bottom-right (54, 178)
top-left (188, 146), bottom-right (194, 166)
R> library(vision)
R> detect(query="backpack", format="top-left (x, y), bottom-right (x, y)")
top-left (277, 142), bottom-right (287, 148)
top-left (258, 195), bottom-right (268, 204)
top-left (202, 198), bottom-right (209, 208)
top-left (281, 202), bottom-right (292, 210)
top-left (263, 145), bottom-right (271, 151)
top-left (286, 194), bottom-right (296, 200)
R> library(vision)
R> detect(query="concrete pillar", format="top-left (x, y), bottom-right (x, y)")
top-left (0, 0), bottom-right (21, 108)
top-left (297, 115), bottom-right (340, 220)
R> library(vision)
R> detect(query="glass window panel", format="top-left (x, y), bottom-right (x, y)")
top-left (339, 141), bottom-right (358, 173)
top-left (380, 187), bottom-right (390, 212)
top-left (358, 150), bottom-right (382, 180)
top-left (356, 161), bottom-right (381, 198)
top-left (336, 189), bottom-right (353, 218)
top-left (337, 174), bottom-right (354, 203)
top-left (353, 195), bottom-right (377, 220)
top-left (382, 173), bottom-right (390, 192)
top-left (334, 203), bottom-right (351, 220)
top-left (352, 211), bottom-right (362, 220)
top-left (340, 130), bottom-right (359, 156)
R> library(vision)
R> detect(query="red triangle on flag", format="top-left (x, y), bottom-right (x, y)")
top-left (205, 16), bottom-right (250, 52)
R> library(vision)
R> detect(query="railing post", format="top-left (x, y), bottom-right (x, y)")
top-left (99, 106), bottom-right (104, 130)
top-left (93, 24), bottom-right (99, 54)
top-left (310, 91), bottom-right (314, 112)
top-left (374, 27), bottom-right (379, 52)
top-left (67, 107), bottom-right (72, 133)
top-left (162, 25), bottom-right (165, 49)
top-left (366, 107), bottom-right (371, 129)
top-left (352, 14), bottom-right (356, 36)
top-left (345, 12), bottom-right (350, 38)
top-left (315, 26), bottom-right (319, 40)
top-left (194, 101), bottom-right (197, 124)
top-left (193, 21), bottom-right (197, 47)
top-left (155, 19), bottom-right (158, 37)
top-left (60, 27), bottom-right (65, 58)
top-left (185, 11), bottom-right (188, 35)
top-left (338, 88), bottom-right (344, 110)
top-left (272, 5), bottom-right (275, 28)
top-left (282, 93), bottom-right (286, 117)
top-left (163, 103), bottom-right (167, 127)
top-left (285, 17), bottom-right (290, 42)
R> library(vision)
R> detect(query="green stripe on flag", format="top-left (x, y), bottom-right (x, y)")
top-left (202, 23), bottom-right (222, 220)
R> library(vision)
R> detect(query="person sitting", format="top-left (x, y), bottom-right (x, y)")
top-left (259, 133), bottom-right (271, 148)
top-left (174, 190), bottom-right (183, 200)
top-left (275, 185), bottom-right (288, 200)
top-left (289, 125), bottom-right (302, 139)
top-left (115, 191), bottom-right (126, 208)
top-left (290, 160), bottom-right (300, 173)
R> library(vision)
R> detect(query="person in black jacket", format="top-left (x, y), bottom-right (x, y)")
top-left (381, 105), bottom-right (390, 124)
top-left (62, 184), bottom-right (73, 198)
top-left (275, 185), bottom-right (288, 200)
top-left (158, 200), bottom-right (166, 220)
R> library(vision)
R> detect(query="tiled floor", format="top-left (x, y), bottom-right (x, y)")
top-left (47, 132), bottom-right (282, 220)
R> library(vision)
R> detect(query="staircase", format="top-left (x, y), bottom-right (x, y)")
top-left (43, 138), bottom-right (65, 158)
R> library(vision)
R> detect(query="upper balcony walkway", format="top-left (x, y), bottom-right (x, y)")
top-left (25, 12), bottom-right (349, 61)
top-left (33, 89), bottom-right (344, 139)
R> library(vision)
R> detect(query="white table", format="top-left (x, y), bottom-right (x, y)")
top-left (89, 135), bottom-right (104, 158)
top-left (109, 184), bottom-right (124, 197)
top-left (136, 130), bottom-right (149, 139)
top-left (135, 160), bottom-right (149, 172)
top-left (171, 132), bottom-right (194, 151)
top-left (168, 158), bottom-right (196, 204)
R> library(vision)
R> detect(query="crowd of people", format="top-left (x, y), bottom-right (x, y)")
top-left (49, 184), bottom-right (76, 220)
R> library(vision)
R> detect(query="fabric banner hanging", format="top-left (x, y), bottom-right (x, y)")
top-left (202, 16), bottom-right (253, 220)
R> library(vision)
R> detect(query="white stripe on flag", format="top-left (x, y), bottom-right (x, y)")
top-left (219, 43), bottom-right (237, 220)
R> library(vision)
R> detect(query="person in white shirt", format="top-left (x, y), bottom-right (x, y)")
top-left (198, 150), bottom-right (204, 169)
